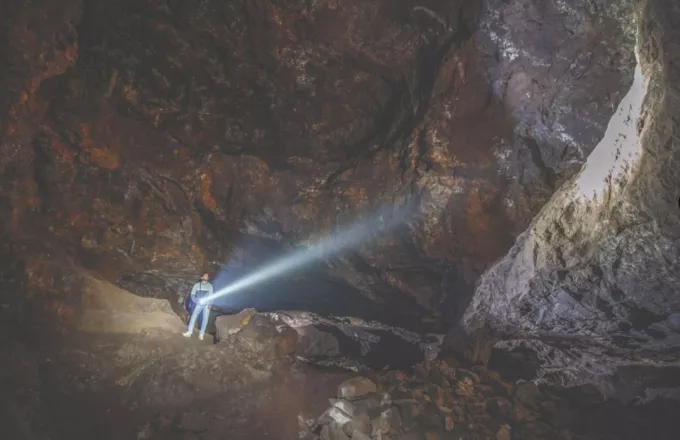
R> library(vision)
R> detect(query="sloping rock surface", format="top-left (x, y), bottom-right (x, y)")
top-left (460, 0), bottom-right (680, 398)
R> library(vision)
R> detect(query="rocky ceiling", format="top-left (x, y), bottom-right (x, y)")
top-left (1, 0), bottom-right (642, 336)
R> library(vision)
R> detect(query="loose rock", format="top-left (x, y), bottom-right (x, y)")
top-left (308, 357), bottom-right (654, 440)
top-left (216, 308), bottom-right (258, 337)
top-left (338, 377), bottom-right (378, 400)
top-left (342, 413), bottom-right (371, 437)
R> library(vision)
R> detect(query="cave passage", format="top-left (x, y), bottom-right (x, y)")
top-left (3, 0), bottom-right (680, 438)
top-left (202, 201), bottom-right (416, 305)
top-left (211, 265), bottom-right (381, 320)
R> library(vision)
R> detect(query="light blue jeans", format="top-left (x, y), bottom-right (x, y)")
top-left (187, 301), bottom-right (211, 336)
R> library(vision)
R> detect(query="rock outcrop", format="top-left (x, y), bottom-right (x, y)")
top-left (460, 0), bottom-right (680, 398)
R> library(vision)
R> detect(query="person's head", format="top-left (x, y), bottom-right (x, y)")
top-left (200, 272), bottom-right (210, 282)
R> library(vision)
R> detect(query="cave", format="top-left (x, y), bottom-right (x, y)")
top-left (2, 0), bottom-right (680, 439)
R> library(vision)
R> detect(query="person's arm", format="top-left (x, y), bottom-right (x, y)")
top-left (205, 283), bottom-right (214, 307)
top-left (189, 282), bottom-right (198, 298)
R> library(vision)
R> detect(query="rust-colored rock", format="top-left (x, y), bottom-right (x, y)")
top-left (0, 0), bottom-right (638, 336)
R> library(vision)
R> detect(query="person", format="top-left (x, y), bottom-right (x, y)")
top-left (182, 272), bottom-right (214, 340)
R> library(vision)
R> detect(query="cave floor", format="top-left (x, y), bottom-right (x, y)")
top-left (4, 329), bottom-right (353, 440)
top-left (4, 273), bottom-right (680, 440)
top-left (8, 329), bottom-right (680, 440)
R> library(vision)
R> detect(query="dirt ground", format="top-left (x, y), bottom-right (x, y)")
top-left (1, 274), bottom-right (353, 440)
top-left (3, 329), bottom-right (354, 440)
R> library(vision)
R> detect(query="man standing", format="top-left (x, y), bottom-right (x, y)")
top-left (182, 272), bottom-right (214, 340)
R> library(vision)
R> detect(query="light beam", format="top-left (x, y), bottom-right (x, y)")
top-left (199, 203), bottom-right (415, 304)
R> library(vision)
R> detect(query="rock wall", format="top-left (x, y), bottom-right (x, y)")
top-left (0, 0), bottom-right (637, 332)
top-left (460, 0), bottom-right (680, 397)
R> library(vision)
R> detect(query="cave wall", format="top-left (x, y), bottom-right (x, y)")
top-left (461, 0), bottom-right (680, 397)
top-left (0, 0), bottom-right (636, 332)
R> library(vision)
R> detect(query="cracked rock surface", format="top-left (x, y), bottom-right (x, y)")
top-left (460, 0), bottom-right (680, 399)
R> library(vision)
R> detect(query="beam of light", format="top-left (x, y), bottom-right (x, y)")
top-left (198, 202), bottom-right (416, 305)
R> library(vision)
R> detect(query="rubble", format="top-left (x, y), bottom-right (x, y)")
top-left (306, 357), bottom-right (618, 440)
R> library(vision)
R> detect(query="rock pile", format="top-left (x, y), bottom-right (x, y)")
top-left (308, 359), bottom-right (588, 440)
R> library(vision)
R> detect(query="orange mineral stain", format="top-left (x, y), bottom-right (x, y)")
top-left (198, 172), bottom-right (217, 210)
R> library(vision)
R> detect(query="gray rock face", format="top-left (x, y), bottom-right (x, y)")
top-left (477, 0), bottom-right (637, 222)
top-left (461, 0), bottom-right (680, 398)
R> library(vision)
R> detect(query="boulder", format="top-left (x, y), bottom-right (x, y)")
top-left (351, 394), bottom-right (384, 419)
top-left (342, 413), bottom-right (371, 437)
top-left (232, 314), bottom-right (280, 361)
top-left (275, 326), bottom-right (299, 356)
top-left (338, 377), bottom-right (378, 400)
top-left (329, 399), bottom-right (357, 418)
top-left (375, 407), bottom-right (402, 435)
top-left (296, 325), bottom-right (341, 358)
top-left (216, 308), bottom-right (258, 338)
top-left (318, 406), bottom-right (353, 426)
